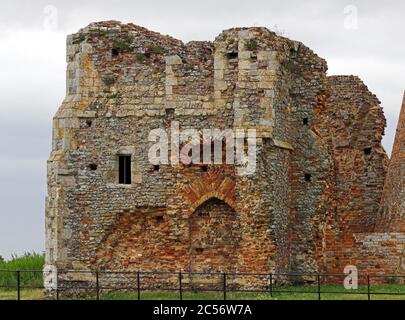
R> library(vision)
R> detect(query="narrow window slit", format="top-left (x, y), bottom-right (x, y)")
top-left (118, 155), bottom-right (131, 184)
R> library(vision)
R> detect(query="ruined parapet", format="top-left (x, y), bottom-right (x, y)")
top-left (378, 92), bottom-right (405, 232)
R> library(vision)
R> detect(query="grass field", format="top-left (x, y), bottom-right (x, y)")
top-left (2, 284), bottom-right (405, 300)
top-left (1, 254), bottom-right (405, 300)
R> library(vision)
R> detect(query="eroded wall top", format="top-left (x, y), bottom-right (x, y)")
top-left (378, 92), bottom-right (405, 231)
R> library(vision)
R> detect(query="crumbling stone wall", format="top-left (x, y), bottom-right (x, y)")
top-left (317, 81), bottom-right (404, 276)
top-left (377, 93), bottom-right (405, 232)
top-left (315, 76), bottom-right (387, 271)
top-left (325, 76), bottom-right (388, 232)
top-left (45, 21), bottom-right (404, 290)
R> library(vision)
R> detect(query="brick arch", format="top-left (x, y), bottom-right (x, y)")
top-left (183, 172), bottom-right (236, 216)
top-left (188, 197), bottom-right (241, 273)
top-left (190, 192), bottom-right (235, 215)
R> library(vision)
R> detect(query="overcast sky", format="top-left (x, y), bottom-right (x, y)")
top-left (0, 0), bottom-right (404, 259)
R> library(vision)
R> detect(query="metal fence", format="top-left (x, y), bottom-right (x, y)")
top-left (1, 269), bottom-right (405, 300)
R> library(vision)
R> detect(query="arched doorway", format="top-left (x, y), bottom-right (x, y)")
top-left (189, 197), bottom-right (240, 272)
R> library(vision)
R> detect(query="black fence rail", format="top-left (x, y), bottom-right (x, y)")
top-left (1, 269), bottom-right (405, 300)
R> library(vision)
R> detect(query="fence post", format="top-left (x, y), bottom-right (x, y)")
top-left (367, 275), bottom-right (371, 301)
top-left (179, 272), bottom-right (183, 300)
top-left (96, 270), bottom-right (100, 300)
top-left (137, 271), bottom-right (141, 301)
top-left (317, 274), bottom-right (321, 301)
top-left (17, 271), bottom-right (21, 301)
top-left (223, 273), bottom-right (227, 301)
top-left (269, 273), bottom-right (273, 298)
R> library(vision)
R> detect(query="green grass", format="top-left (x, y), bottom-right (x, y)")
top-left (73, 284), bottom-right (405, 300)
top-left (54, 285), bottom-right (405, 300)
top-left (0, 255), bottom-right (404, 301)
top-left (0, 289), bottom-right (45, 300)
top-left (0, 252), bottom-right (44, 289)
top-left (1, 284), bottom-right (405, 300)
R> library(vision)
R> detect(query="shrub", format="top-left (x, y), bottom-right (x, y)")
top-left (283, 60), bottom-right (300, 74)
top-left (148, 44), bottom-right (168, 55)
top-left (245, 38), bottom-right (258, 51)
top-left (0, 252), bottom-right (45, 289)
top-left (134, 52), bottom-right (147, 64)
top-left (112, 36), bottom-right (134, 53)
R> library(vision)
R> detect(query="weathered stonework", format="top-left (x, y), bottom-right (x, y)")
top-left (45, 21), bottom-right (404, 289)
top-left (378, 93), bottom-right (405, 232)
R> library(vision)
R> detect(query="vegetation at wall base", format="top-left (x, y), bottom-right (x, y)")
top-left (0, 252), bottom-right (44, 289)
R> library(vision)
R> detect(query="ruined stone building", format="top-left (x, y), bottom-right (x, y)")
top-left (45, 21), bottom-right (405, 288)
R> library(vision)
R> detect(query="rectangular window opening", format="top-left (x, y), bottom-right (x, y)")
top-left (118, 155), bottom-right (132, 184)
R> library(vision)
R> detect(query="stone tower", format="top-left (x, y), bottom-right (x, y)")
top-left (44, 21), bottom-right (404, 290)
